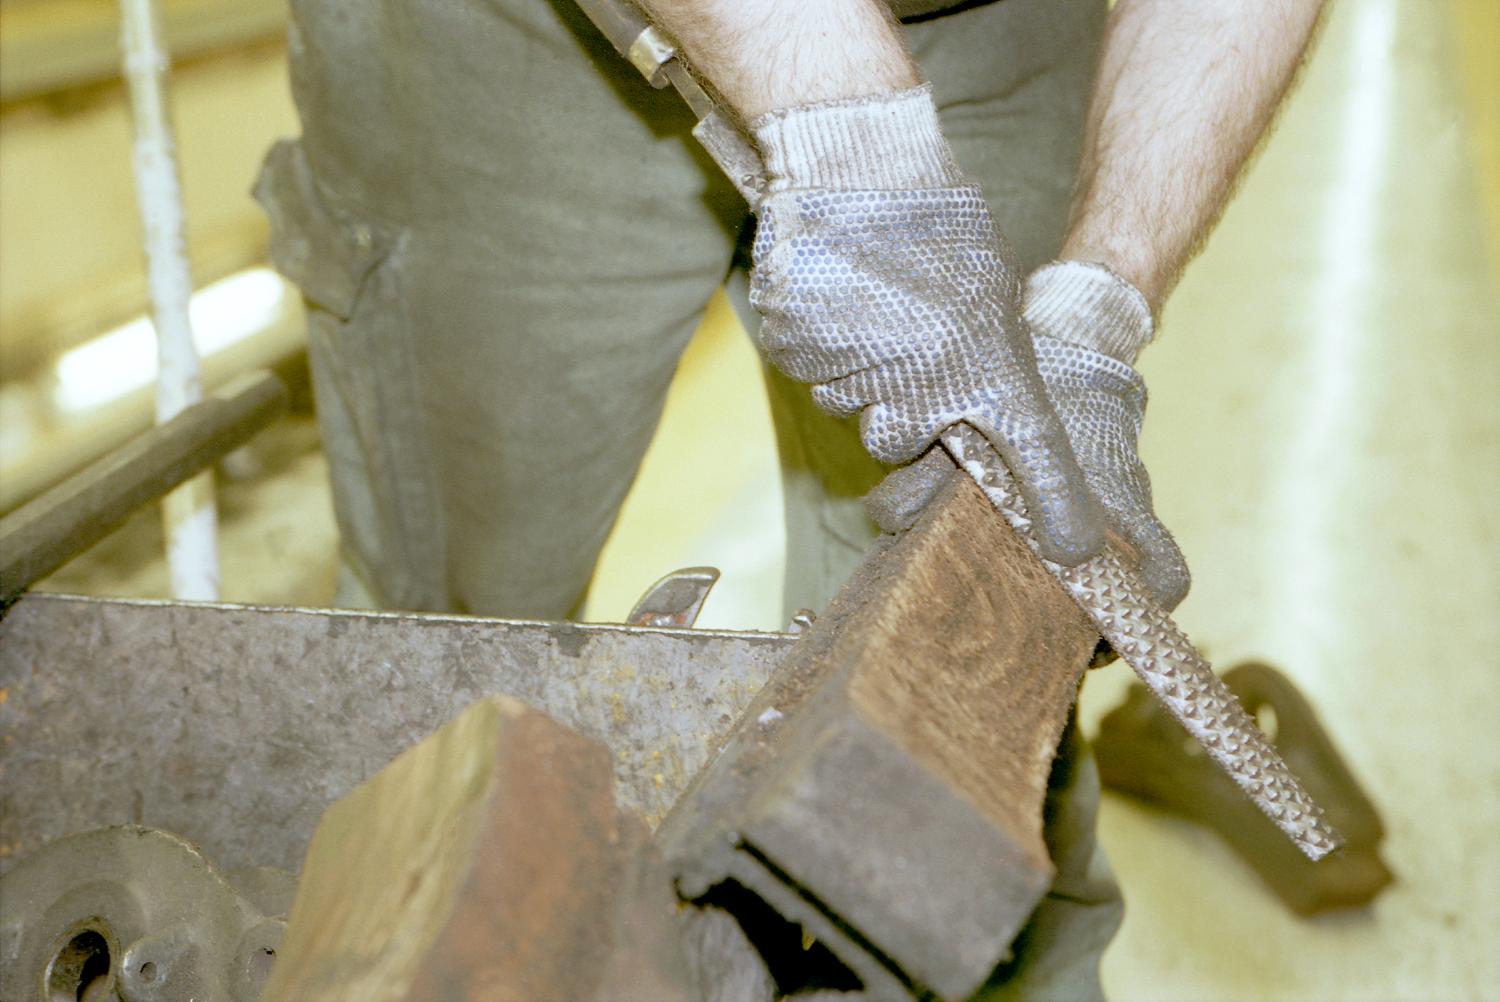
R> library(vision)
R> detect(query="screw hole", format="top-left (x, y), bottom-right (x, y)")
top-left (45, 927), bottom-right (112, 1002)
top-left (247, 946), bottom-right (277, 982)
top-left (139, 960), bottom-right (157, 982)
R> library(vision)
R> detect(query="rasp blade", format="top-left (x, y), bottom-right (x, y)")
top-left (942, 424), bottom-right (1342, 860)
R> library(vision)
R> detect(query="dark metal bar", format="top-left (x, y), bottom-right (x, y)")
top-left (0, 369), bottom-right (288, 607)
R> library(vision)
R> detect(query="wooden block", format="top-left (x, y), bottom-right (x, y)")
top-left (661, 475), bottom-right (1098, 1000)
top-left (260, 696), bottom-right (692, 1002)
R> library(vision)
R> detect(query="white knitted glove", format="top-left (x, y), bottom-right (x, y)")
top-left (863, 261), bottom-right (1189, 610)
top-left (1027, 261), bottom-right (1190, 609)
top-left (748, 86), bottom-right (1103, 565)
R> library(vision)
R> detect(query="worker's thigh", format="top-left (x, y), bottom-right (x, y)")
top-left (257, 0), bottom-right (743, 616)
top-left (982, 712), bottom-right (1123, 1001)
top-left (727, 0), bottom-right (1110, 619)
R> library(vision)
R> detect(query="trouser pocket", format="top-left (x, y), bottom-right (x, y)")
top-left (254, 140), bottom-right (449, 610)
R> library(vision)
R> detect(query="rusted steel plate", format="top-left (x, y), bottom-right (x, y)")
top-left (0, 593), bottom-right (791, 873)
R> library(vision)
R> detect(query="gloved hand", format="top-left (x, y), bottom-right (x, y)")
top-left (747, 86), bottom-right (1103, 565)
top-left (1026, 260), bottom-right (1190, 609)
top-left (867, 261), bottom-right (1191, 610)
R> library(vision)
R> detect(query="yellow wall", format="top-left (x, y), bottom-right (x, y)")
top-left (1450, 0), bottom-right (1500, 275)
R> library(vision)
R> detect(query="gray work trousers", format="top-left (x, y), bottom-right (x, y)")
top-left (255, 0), bottom-right (1122, 995)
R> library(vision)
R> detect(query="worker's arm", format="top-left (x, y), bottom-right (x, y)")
top-left (1062, 0), bottom-right (1326, 310)
top-left (1015, 0), bottom-right (1325, 608)
top-left (639, 0), bottom-right (918, 120)
top-left (641, 0), bottom-right (1106, 567)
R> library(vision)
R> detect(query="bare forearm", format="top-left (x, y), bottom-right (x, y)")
top-left (1062, 0), bottom-right (1325, 311)
top-left (639, 0), bottom-right (919, 121)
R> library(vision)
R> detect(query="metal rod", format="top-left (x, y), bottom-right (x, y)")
top-left (0, 371), bottom-right (288, 610)
top-left (118, 0), bottom-right (220, 600)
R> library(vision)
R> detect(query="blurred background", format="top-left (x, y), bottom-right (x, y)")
top-left (1, 0), bottom-right (1495, 998)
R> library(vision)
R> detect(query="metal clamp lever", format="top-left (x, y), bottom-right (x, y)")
top-left (572, 0), bottom-right (695, 101)
top-left (573, 0), bottom-right (766, 203)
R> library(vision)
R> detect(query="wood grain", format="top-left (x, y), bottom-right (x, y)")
top-left (261, 696), bottom-right (691, 1002)
top-left (661, 474), bottom-right (1099, 999)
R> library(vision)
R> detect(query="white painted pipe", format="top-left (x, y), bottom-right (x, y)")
top-left (118, 0), bottom-right (219, 600)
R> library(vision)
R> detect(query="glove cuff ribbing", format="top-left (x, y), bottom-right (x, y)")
top-left (1024, 261), bottom-right (1155, 365)
top-left (749, 85), bottom-right (964, 192)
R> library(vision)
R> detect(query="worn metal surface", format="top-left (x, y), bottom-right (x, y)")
top-left (1096, 662), bottom-right (1392, 915)
top-left (0, 826), bottom-right (291, 1002)
top-left (0, 370), bottom-right (287, 606)
top-left (262, 697), bottom-right (693, 1002)
top-left (0, 593), bottom-right (791, 874)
